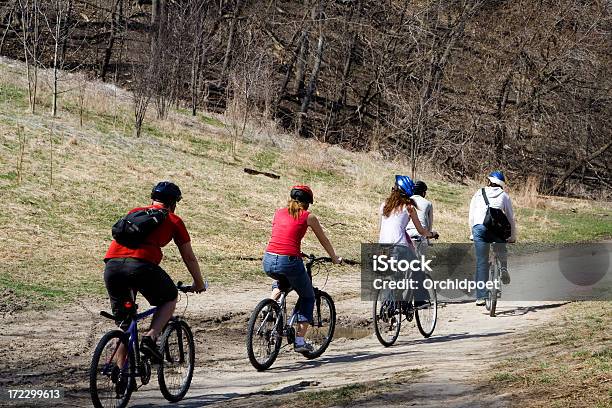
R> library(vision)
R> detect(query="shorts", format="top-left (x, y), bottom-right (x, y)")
top-left (104, 258), bottom-right (178, 327)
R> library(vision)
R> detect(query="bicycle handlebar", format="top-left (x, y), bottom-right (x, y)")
top-left (176, 281), bottom-right (195, 293)
top-left (300, 253), bottom-right (360, 266)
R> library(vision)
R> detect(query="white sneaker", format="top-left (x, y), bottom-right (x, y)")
top-left (294, 342), bottom-right (314, 353)
top-left (475, 299), bottom-right (486, 306)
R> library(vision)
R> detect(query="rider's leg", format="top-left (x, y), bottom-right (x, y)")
top-left (137, 263), bottom-right (179, 340)
top-left (270, 280), bottom-right (282, 301)
top-left (146, 297), bottom-right (177, 339)
top-left (104, 259), bottom-right (132, 366)
top-left (281, 257), bottom-right (315, 342)
top-left (492, 240), bottom-right (510, 283)
top-left (472, 224), bottom-right (491, 300)
top-left (492, 241), bottom-right (508, 268)
top-left (296, 321), bottom-right (310, 337)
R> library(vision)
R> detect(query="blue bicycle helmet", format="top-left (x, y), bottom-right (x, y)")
top-left (488, 171), bottom-right (506, 188)
top-left (151, 181), bottom-right (182, 205)
top-left (395, 175), bottom-right (415, 197)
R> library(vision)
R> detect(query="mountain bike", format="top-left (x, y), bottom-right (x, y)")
top-left (373, 241), bottom-right (437, 347)
top-left (90, 282), bottom-right (196, 408)
top-left (485, 245), bottom-right (503, 317)
top-left (246, 253), bottom-right (336, 371)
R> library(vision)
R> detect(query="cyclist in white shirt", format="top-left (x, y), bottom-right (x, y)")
top-left (468, 171), bottom-right (516, 306)
top-left (406, 181), bottom-right (433, 256)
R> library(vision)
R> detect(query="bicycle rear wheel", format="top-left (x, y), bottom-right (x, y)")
top-left (158, 320), bottom-right (195, 402)
top-left (89, 330), bottom-right (135, 408)
top-left (246, 298), bottom-right (282, 371)
top-left (302, 290), bottom-right (336, 359)
top-left (373, 289), bottom-right (402, 347)
top-left (415, 273), bottom-right (437, 338)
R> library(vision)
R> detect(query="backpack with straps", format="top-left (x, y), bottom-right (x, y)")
top-left (481, 188), bottom-right (512, 240)
top-left (111, 208), bottom-right (168, 249)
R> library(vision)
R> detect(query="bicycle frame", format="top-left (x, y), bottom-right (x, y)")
top-left (123, 306), bottom-right (158, 372)
top-left (259, 256), bottom-right (326, 342)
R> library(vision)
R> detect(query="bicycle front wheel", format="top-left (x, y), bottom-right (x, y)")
top-left (373, 289), bottom-right (402, 347)
top-left (158, 320), bottom-right (195, 402)
top-left (89, 330), bottom-right (134, 408)
top-left (302, 290), bottom-right (336, 359)
top-left (486, 265), bottom-right (499, 317)
top-left (415, 273), bottom-right (437, 338)
top-left (246, 298), bottom-right (282, 371)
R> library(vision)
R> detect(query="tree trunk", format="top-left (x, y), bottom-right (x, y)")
top-left (298, 34), bottom-right (324, 134)
top-left (99, 0), bottom-right (120, 81)
top-left (221, 0), bottom-right (242, 80)
top-left (294, 30), bottom-right (309, 96)
top-left (52, 9), bottom-right (59, 117)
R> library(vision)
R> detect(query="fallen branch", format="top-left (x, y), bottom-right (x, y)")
top-left (244, 168), bottom-right (280, 179)
top-left (549, 139), bottom-right (612, 194)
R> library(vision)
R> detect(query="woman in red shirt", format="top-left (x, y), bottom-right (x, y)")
top-left (264, 185), bottom-right (341, 353)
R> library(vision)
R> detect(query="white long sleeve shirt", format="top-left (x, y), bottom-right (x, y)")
top-left (468, 187), bottom-right (517, 241)
top-left (406, 195), bottom-right (433, 239)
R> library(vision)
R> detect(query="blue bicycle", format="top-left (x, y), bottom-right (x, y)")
top-left (89, 282), bottom-right (195, 408)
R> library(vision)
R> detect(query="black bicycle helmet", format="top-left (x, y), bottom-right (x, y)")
top-left (151, 181), bottom-right (182, 205)
top-left (413, 181), bottom-right (428, 196)
top-left (290, 185), bottom-right (314, 204)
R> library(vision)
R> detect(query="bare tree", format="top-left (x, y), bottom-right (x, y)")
top-left (16, 0), bottom-right (40, 114)
top-left (41, 0), bottom-right (74, 116)
top-left (132, 63), bottom-right (153, 137)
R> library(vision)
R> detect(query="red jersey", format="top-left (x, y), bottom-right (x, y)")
top-left (105, 204), bottom-right (190, 265)
top-left (266, 208), bottom-right (310, 257)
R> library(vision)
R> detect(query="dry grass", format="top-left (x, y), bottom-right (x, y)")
top-left (0, 58), bottom-right (611, 305)
top-left (486, 302), bottom-right (612, 408)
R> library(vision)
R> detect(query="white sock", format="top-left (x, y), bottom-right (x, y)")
top-left (295, 336), bottom-right (305, 346)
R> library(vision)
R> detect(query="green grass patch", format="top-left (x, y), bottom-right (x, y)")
top-left (199, 114), bottom-right (224, 127)
top-left (189, 135), bottom-right (230, 153)
top-left (0, 171), bottom-right (17, 181)
top-left (492, 372), bottom-right (521, 382)
top-left (0, 83), bottom-right (28, 108)
top-left (253, 150), bottom-right (279, 170)
top-left (301, 168), bottom-right (342, 183)
top-left (0, 274), bottom-right (69, 306)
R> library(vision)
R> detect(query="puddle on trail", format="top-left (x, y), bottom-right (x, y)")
top-left (334, 326), bottom-right (372, 340)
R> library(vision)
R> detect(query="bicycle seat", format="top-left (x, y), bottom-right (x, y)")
top-left (269, 273), bottom-right (293, 293)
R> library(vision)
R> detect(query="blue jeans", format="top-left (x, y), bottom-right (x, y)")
top-left (472, 224), bottom-right (507, 299)
top-left (263, 252), bottom-right (315, 323)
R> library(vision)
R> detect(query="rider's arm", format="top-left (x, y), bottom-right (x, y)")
top-left (408, 206), bottom-right (437, 239)
top-left (468, 193), bottom-right (476, 240)
top-left (503, 194), bottom-right (517, 243)
top-left (178, 242), bottom-right (206, 292)
top-left (307, 213), bottom-right (341, 264)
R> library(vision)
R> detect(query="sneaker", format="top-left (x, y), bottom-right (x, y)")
top-left (140, 336), bottom-right (163, 363)
top-left (294, 342), bottom-right (314, 354)
top-left (500, 267), bottom-right (511, 284)
top-left (475, 299), bottom-right (486, 306)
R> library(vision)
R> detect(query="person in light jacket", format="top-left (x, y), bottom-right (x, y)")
top-left (468, 171), bottom-right (516, 306)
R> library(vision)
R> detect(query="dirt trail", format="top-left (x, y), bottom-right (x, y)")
top-left (0, 263), bottom-right (567, 408)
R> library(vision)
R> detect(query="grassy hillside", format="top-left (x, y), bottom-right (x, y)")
top-left (0, 58), bottom-right (611, 308)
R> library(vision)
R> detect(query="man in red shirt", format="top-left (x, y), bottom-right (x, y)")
top-left (104, 181), bottom-right (205, 360)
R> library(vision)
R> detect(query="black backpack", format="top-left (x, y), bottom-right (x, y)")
top-left (111, 208), bottom-right (168, 249)
top-left (481, 188), bottom-right (512, 240)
